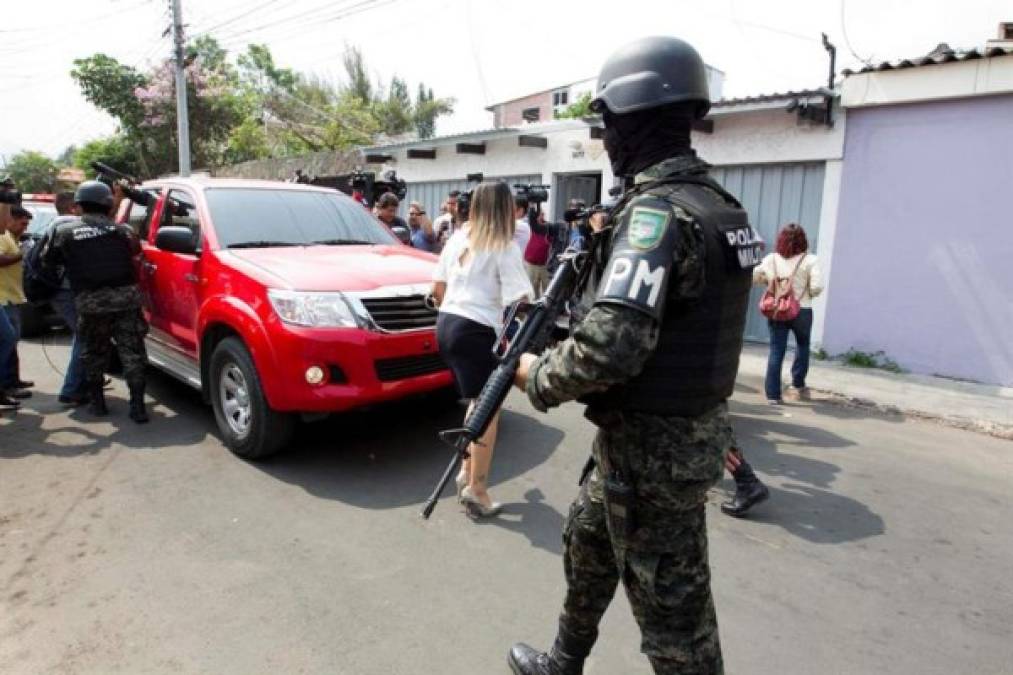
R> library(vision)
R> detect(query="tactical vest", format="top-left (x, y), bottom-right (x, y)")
top-left (60, 219), bottom-right (136, 293)
top-left (587, 177), bottom-right (757, 417)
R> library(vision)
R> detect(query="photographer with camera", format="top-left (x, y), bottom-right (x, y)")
top-left (407, 201), bottom-right (435, 252)
top-left (375, 192), bottom-right (411, 245)
top-left (517, 184), bottom-right (553, 296)
top-left (433, 190), bottom-right (461, 252)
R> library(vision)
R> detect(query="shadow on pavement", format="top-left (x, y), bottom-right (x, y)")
top-left (472, 487), bottom-right (566, 555)
top-left (0, 369), bottom-right (212, 459)
top-left (250, 398), bottom-right (566, 511)
top-left (720, 477), bottom-right (887, 544)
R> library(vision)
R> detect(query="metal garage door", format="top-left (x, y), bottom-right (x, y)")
top-left (403, 174), bottom-right (543, 221)
top-left (711, 162), bottom-right (826, 342)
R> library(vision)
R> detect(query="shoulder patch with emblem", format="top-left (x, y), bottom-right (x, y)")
top-left (627, 206), bottom-right (671, 251)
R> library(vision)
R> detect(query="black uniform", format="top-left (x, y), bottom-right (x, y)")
top-left (44, 211), bottom-right (149, 422)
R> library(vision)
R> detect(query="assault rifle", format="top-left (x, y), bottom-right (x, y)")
top-left (421, 240), bottom-right (591, 519)
top-left (90, 161), bottom-right (153, 206)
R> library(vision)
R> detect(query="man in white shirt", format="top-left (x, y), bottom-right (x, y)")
top-left (513, 194), bottom-right (531, 252)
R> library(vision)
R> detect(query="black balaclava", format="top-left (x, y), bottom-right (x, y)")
top-left (603, 103), bottom-right (696, 178)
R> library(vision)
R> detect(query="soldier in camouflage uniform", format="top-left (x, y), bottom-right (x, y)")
top-left (43, 181), bottom-right (149, 423)
top-left (509, 37), bottom-right (763, 675)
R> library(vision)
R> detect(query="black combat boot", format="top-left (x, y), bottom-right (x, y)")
top-left (508, 626), bottom-right (595, 675)
top-left (721, 459), bottom-right (769, 518)
top-left (128, 383), bottom-right (149, 424)
top-left (88, 385), bottom-right (108, 417)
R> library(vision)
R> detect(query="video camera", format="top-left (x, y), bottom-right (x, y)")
top-left (350, 169), bottom-right (408, 208)
top-left (90, 161), bottom-right (153, 206)
top-left (455, 172), bottom-right (485, 221)
top-left (563, 186), bottom-right (623, 236)
top-left (0, 175), bottom-right (21, 205)
top-left (514, 183), bottom-right (550, 205)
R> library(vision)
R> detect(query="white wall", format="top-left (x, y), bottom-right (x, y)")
top-left (379, 125), bottom-right (614, 217)
top-left (810, 159), bottom-right (843, 346)
top-left (842, 54), bottom-right (1013, 108)
top-left (694, 108), bottom-right (845, 165)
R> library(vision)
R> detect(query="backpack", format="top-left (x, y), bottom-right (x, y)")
top-left (758, 255), bottom-right (804, 321)
top-left (22, 233), bottom-right (63, 303)
top-left (523, 230), bottom-right (552, 266)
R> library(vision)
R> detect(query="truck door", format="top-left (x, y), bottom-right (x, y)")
top-left (146, 188), bottom-right (204, 361)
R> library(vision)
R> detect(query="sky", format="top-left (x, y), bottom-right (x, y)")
top-left (0, 0), bottom-right (1009, 163)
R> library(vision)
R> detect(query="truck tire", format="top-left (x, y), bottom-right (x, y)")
top-left (209, 336), bottom-right (294, 460)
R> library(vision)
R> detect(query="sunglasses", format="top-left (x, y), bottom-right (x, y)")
top-left (410, 210), bottom-right (425, 216)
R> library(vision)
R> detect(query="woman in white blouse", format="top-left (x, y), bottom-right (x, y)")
top-left (753, 223), bottom-right (824, 404)
top-left (432, 182), bottom-right (535, 518)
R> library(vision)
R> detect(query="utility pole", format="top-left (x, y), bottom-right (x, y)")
top-left (171, 0), bottom-right (191, 176)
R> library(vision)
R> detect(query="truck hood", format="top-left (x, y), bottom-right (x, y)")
top-left (221, 245), bottom-right (438, 292)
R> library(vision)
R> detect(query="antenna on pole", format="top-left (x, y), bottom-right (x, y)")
top-left (171, 0), bottom-right (191, 176)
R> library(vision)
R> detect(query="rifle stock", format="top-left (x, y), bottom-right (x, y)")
top-left (420, 243), bottom-right (589, 519)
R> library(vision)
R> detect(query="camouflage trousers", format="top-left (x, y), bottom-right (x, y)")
top-left (559, 404), bottom-right (732, 674)
top-left (78, 309), bottom-right (149, 390)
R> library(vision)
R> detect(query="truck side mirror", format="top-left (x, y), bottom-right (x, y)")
top-left (155, 225), bottom-right (199, 256)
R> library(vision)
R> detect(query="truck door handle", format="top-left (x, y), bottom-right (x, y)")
top-left (184, 273), bottom-right (199, 283)
top-left (142, 261), bottom-right (156, 273)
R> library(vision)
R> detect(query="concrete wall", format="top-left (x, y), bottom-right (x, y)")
top-left (491, 91), bottom-right (554, 127)
top-left (212, 149), bottom-right (360, 181)
top-left (823, 94), bottom-right (1013, 385)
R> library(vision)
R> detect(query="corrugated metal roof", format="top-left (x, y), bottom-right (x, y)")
top-left (842, 45), bottom-right (1013, 75)
top-left (362, 120), bottom-right (591, 153)
top-left (711, 89), bottom-right (831, 108)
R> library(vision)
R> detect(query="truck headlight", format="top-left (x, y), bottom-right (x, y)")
top-left (267, 290), bottom-right (360, 328)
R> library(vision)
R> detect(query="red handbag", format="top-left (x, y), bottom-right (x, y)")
top-left (759, 256), bottom-right (804, 321)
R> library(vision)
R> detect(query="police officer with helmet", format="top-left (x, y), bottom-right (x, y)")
top-left (43, 180), bottom-right (150, 423)
top-left (510, 36), bottom-right (762, 674)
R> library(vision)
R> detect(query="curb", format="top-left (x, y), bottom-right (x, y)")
top-left (812, 388), bottom-right (1013, 441)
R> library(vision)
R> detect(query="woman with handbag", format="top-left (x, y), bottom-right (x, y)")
top-left (754, 223), bottom-right (824, 404)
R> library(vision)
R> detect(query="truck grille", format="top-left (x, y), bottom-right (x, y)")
top-left (360, 295), bottom-right (437, 331)
top-left (374, 353), bottom-right (448, 382)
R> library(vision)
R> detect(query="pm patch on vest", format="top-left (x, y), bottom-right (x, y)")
top-left (594, 202), bottom-right (676, 321)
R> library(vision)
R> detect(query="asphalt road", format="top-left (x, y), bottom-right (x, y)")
top-left (2, 334), bottom-right (1011, 674)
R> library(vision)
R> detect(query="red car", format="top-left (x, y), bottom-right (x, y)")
top-left (120, 177), bottom-right (451, 458)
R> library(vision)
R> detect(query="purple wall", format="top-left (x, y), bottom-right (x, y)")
top-left (824, 95), bottom-right (1013, 386)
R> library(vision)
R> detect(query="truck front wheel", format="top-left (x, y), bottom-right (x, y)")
top-left (209, 337), bottom-right (294, 459)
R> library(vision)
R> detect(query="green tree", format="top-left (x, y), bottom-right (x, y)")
top-left (72, 37), bottom-right (245, 177)
top-left (3, 150), bottom-right (59, 193)
top-left (73, 135), bottom-right (143, 179)
top-left (554, 92), bottom-right (594, 120)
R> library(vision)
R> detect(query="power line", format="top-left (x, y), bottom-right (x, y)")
top-left (188, 0), bottom-right (289, 41)
top-left (840, 0), bottom-right (874, 66)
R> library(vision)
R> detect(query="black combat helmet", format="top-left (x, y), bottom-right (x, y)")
top-left (74, 180), bottom-right (113, 208)
top-left (591, 36), bottom-right (711, 118)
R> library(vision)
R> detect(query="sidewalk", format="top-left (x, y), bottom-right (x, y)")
top-left (738, 344), bottom-right (1013, 440)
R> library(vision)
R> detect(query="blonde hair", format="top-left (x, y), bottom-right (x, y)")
top-left (468, 181), bottom-right (515, 252)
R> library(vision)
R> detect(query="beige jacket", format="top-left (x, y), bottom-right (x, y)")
top-left (753, 252), bottom-right (824, 308)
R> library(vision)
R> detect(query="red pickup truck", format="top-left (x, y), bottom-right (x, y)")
top-left (120, 177), bottom-right (451, 459)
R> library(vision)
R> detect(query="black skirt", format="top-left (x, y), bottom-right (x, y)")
top-left (436, 312), bottom-right (498, 399)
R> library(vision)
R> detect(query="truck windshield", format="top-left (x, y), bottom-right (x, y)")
top-left (204, 188), bottom-right (398, 249)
